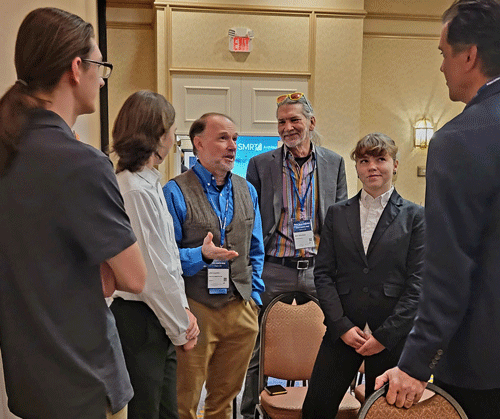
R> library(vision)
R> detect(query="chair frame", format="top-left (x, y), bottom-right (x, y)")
top-left (255, 291), bottom-right (322, 419)
top-left (357, 382), bottom-right (469, 418)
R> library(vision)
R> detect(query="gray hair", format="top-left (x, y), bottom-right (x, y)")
top-left (276, 95), bottom-right (321, 145)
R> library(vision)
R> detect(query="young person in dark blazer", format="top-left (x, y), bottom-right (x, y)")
top-left (302, 133), bottom-right (425, 419)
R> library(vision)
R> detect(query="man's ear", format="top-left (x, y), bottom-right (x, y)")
top-left (464, 44), bottom-right (479, 73)
top-left (193, 135), bottom-right (203, 152)
top-left (69, 56), bottom-right (83, 85)
top-left (309, 116), bottom-right (316, 131)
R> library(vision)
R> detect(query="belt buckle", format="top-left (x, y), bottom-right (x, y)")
top-left (297, 259), bottom-right (309, 270)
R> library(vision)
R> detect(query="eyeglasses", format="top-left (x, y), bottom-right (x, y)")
top-left (276, 92), bottom-right (305, 104)
top-left (82, 59), bottom-right (113, 79)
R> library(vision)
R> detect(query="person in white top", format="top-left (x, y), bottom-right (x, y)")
top-left (111, 90), bottom-right (199, 419)
top-left (302, 133), bottom-right (425, 419)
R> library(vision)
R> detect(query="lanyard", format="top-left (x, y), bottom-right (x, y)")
top-left (204, 183), bottom-right (231, 247)
top-left (287, 157), bottom-right (316, 213)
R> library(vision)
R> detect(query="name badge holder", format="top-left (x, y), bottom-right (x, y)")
top-left (205, 182), bottom-right (232, 295)
top-left (288, 158), bottom-right (316, 250)
top-left (293, 219), bottom-right (315, 249)
top-left (208, 260), bottom-right (230, 294)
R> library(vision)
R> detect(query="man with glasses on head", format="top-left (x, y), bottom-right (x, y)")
top-left (241, 92), bottom-right (347, 419)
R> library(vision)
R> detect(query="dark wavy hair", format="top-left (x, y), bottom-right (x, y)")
top-left (443, 0), bottom-right (500, 77)
top-left (112, 90), bottom-right (175, 173)
top-left (0, 8), bottom-right (94, 176)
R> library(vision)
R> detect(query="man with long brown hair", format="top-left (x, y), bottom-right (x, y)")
top-left (0, 8), bottom-right (146, 419)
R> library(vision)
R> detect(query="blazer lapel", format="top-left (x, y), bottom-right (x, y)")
top-left (344, 193), bottom-right (368, 265)
top-left (315, 147), bottom-right (335, 226)
top-left (366, 190), bottom-right (402, 256)
top-left (271, 147), bottom-right (283, 230)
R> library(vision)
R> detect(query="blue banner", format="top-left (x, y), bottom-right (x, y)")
top-left (233, 136), bottom-right (280, 177)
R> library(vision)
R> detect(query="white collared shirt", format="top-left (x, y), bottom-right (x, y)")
top-left (114, 167), bottom-right (190, 345)
top-left (359, 186), bottom-right (394, 254)
top-left (486, 75), bottom-right (500, 86)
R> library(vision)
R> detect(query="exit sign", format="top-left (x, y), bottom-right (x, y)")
top-left (230, 36), bottom-right (252, 52)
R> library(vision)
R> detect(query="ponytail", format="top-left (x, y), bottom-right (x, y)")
top-left (0, 81), bottom-right (44, 176)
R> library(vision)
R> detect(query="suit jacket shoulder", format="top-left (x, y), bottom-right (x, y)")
top-left (315, 145), bottom-right (343, 161)
top-left (248, 147), bottom-right (281, 164)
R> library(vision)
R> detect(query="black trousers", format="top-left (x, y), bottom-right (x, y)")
top-left (434, 379), bottom-right (500, 419)
top-left (111, 298), bottom-right (179, 419)
top-left (302, 330), bottom-right (405, 419)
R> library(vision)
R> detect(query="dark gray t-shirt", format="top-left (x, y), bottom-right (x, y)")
top-left (0, 109), bottom-right (136, 419)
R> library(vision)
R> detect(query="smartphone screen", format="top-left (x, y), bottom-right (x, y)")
top-left (264, 384), bottom-right (287, 396)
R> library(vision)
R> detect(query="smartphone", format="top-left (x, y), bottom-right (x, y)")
top-left (264, 384), bottom-right (287, 396)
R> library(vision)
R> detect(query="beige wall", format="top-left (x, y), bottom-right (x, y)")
top-left (164, 0), bottom-right (364, 8)
top-left (364, 0), bottom-right (449, 15)
top-left (170, 11), bottom-right (311, 73)
top-left (360, 0), bottom-right (464, 204)
top-left (106, 7), bottom-right (156, 161)
top-left (360, 36), bottom-right (463, 205)
top-left (107, 27), bottom-right (156, 142)
top-left (106, 0), bottom-right (464, 200)
top-left (315, 15), bottom-right (364, 193)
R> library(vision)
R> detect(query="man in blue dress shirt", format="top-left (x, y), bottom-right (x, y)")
top-left (163, 112), bottom-right (265, 419)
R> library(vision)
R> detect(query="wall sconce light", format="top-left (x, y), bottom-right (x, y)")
top-left (414, 118), bottom-right (434, 149)
top-left (228, 27), bottom-right (254, 52)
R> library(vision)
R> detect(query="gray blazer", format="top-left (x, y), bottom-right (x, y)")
top-left (246, 144), bottom-right (347, 250)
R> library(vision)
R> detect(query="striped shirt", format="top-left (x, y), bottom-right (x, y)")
top-left (268, 145), bottom-right (319, 258)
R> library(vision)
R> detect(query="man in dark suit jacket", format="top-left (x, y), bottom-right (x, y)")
top-left (241, 93), bottom-right (347, 418)
top-left (376, 2), bottom-right (500, 418)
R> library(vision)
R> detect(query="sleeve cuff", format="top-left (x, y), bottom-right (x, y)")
top-left (202, 253), bottom-right (213, 265)
top-left (169, 332), bottom-right (189, 346)
top-left (372, 329), bottom-right (396, 351)
top-left (181, 294), bottom-right (189, 309)
top-left (398, 346), bottom-right (434, 382)
top-left (327, 316), bottom-right (355, 342)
